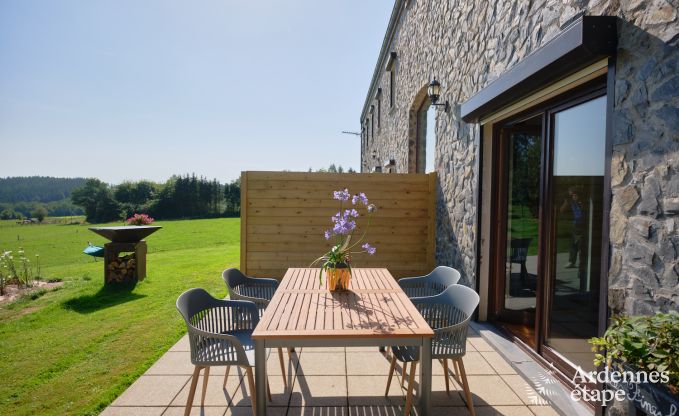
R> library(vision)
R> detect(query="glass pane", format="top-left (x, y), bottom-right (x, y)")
top-left (547, 95), bottom-right (606, 372)
top-left (504, 116), bottom-right (542, 312)
top-left (425, 107), bottom-right (436, 173)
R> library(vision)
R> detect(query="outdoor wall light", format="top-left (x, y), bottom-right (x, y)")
top-left (371, 149), bottom-right (377, 159)
top-left (428, 78), bottom-right (449, 112)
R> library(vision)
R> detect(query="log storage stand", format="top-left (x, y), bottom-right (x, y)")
top-left (88, 226), bottom-right (161, 285)
top-left (104, 241), bottom-right (146, 284)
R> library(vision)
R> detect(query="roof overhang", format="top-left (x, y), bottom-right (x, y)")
top-left (461, 16), bottom-right (617, 123)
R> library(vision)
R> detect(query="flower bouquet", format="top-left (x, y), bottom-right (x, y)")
top-left (311, 189), bottom-right (377, 291)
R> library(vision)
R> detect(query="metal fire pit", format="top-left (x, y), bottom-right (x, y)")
top-left (88, 226), bottom-right (161, 284)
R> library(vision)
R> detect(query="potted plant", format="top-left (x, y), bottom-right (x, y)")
top-left (126, 213), bottom-right (155, 226)
top-left (589, 312), bottom-right (678, 414)
top-left (311, 189), bottom-right (377, 291)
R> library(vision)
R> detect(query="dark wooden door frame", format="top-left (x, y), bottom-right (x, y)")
top-left (488, 76), bottom-right (610, 382)
top-left (490, 118), bottom-right (544, 334)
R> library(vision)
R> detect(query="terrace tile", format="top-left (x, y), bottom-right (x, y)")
top-left (345, 351), bottom-right (392, 375)
top-left (170, 374), bottom-right (242, 407)
top-left (111, 375), bottom-right (189, 406)
top-left (100, 407), bottom-right (166, 416)
top-left (104, 329), bottom-right (563, 416)
top-left (347, 375), bottom-right (406, 405)
top-left (298, 351), bottom-right (346, 375)
top-left (290, 375), bottom-right (349, 407)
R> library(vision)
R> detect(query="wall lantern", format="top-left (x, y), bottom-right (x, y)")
top-left (428, 78), bottom-right (449, 112)
top-left (371, 149), bottom-right (377, 159)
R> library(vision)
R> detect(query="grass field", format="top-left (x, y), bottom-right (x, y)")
top-left (0, 217), bottom-right (239, 416)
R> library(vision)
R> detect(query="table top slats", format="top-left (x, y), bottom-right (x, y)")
top-left (253, 268), bottom-right (434, 340)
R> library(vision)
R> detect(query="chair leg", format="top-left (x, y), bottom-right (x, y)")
top-left (404, 361), bottom-right (418, 416)
top-left (452, 359), bottom-right (459, 377)
top-left (443, 358), bottom-right (451, 395)
top-left (245, 366), bottom-right (257, 415)
top-left (385, 356), bottom-right (397, 396)
top-left (277, 347), bottom-right (287, 388)
top-left (457, 358), bottom-right (476, 416)
top-left (267, 379), bottom-right (273, 402)
top-left (201, 367), bottom-right (210, 407)
top-left (401, 361), bottom-right (408, 387)
top-left (223, 365), bottom-right (231, 387)
top-left (184, 366), bottom-right (201, 416)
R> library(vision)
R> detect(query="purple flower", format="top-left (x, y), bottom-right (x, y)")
top-left (324, 230), bottom-right (332, 240)
top-left (333, 217), bottom-right (356, 235)
top-left (352, 192), bottom-right (369, 205)
top-left (362, 243), bottom-right (376, 255)
top-left (344, 209), bottom-right (359, 218)
top-left (333, 188), bottom-right (350, 201)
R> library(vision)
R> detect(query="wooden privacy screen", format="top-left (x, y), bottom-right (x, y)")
top-left (240, 171), bottom-right (436, 280)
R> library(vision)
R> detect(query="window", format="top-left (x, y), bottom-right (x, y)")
top-left (390, 70), bottom-right (395, 108)
top-left (376, 88), bottom-right (382, 128)
top-left (385, 52), bottom-right (397, 108)
top-left (370, 113), bottom-right (374, 140)
top-left (424, 107), bottom-right (436, 172)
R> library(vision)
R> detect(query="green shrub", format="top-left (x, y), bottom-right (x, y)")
top-left (590, 312), bottom-right (679, 392)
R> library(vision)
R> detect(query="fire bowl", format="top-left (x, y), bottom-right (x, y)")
top-left (88, 226), bottom-right (162, 243)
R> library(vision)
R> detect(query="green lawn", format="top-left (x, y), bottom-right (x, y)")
top-left (0, 218), bottom-right (239, 416)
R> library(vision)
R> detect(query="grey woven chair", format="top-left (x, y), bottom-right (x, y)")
top-left (222, 268), bottom-right (289, 387)
top-left (176, 288), bottom-right (271, 416)
top-left (385, 284), bottom-right (480, 416)
top-left (397, 266), bottom-right (461, 298)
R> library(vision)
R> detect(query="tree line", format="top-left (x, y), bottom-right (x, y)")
top-left (71, 174), bottom-right (241, 224)
top-left (0, 176), bottom-right (86, 219)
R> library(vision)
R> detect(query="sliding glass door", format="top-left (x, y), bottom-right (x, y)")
top-left (544, 95), bottom-right (606, 373)
top-left (492, 83), bottom-right (608, 376)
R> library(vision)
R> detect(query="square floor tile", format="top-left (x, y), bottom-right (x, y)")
top-left (475, 405), bottom-right (534, 415)
top-left (348, 375), bottom-right (405, 405)
top-left (482, 352), bottom-right (517, 375)
top-left (501, 375), bottom-right (550, 406)
top-left (164, 406), bottom-right (227, 416)
top-left (171, 374), bottom-right (242, 407)
top-left (144, 352), bottom-right (196, 375)
top-left (169, 335), bottom-right (190, 352)
top-left (528, 405), bottom-right (561, 416)
top-left (298, 352), bottom-right (346, 375)
top-left (112, 375), bottom-right (189, 406)
top-left (346, 352), bottom-right (392, 375)
top-left (268, 347), bottom-right (300, 380)
top-left (468, 337), bottom-right (495, 352)
top-left (230, 370), bottom-right (291, 407)
top-left (226, 407), bottom-right (287, 415)
top-left (287, 407), bottom-right (348, 416)
top-left (464, 376), bottom-right (523, 406)
top-left (290, 376), bottom-right (348, 407)
top-left (458, 353), bottom-right (496, 375)
top-left (100, 407), bottom-right (166, 416)
top-left (348, 405), bottom-right (404, 415)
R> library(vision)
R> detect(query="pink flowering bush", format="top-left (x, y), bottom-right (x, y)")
top-left (126, 213), bottom-right (155, 226)
top-left (310, 188), bottom-right (377, 283)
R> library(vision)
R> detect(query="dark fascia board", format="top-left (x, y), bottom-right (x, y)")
top-left (461, 16), bottom-right (617, 123)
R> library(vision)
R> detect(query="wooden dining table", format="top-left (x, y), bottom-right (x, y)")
top-left (252, 267), bottom-right (435, 415)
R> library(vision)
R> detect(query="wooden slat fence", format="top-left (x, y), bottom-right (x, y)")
top-left (240, 171), bottom-right (436, 279)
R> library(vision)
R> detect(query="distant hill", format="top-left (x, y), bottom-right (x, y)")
top-left (0, 176), bottom-right (87, 203)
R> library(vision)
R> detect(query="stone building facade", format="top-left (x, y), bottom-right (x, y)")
top-left (360, 0), bottom-right (677, 404)
top-left (361, 0), bottom-right (678, 312)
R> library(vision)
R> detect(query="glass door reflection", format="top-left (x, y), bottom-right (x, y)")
top-left (546, 95), bottom-right (606, 372)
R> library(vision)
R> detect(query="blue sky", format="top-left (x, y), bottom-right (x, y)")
top-left (0, 1), bottom-right (391, 184)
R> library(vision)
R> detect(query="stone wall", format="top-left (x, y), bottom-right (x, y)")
top-left (361, 0), bottom-right (678, 312)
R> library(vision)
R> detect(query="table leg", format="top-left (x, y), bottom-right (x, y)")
top-left (419, 337), bottom-right (432, 416)
top-left (254, 339), bottom-right (267, 416)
